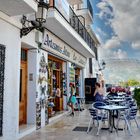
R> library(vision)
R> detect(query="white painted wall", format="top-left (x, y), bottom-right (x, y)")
top-left (85, 59), bottom-right (89, 78)
top-left (80, 69), bottom-right (84, 98)
top-left (84, 58), bottom-right (97, 78)
top-left (27, 49), bottom-right (38, 124)
top-left (0, 19), bottom-right (21, 140)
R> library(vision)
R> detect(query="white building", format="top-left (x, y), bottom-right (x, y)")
top-left (0, 0), bottom-right (99, 139)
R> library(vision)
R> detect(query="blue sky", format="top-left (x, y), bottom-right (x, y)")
top-left (91, 0), bottom-right (140, 60)
top-left (91, 0), bottom-right (140, 83)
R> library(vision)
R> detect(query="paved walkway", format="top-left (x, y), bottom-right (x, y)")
top-left (20, 106), bottom-right (140, 140)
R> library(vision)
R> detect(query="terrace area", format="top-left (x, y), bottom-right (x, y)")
top-left (20, 104), bottom-right (140, 140)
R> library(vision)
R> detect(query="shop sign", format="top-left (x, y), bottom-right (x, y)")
top-left (43, 31), bottom-right (87, 67)
top-left (44, 34), bottom-right (70, 58)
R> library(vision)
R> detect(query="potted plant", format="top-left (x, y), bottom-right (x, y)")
top-left (133, 88), bottom-right (140, 109)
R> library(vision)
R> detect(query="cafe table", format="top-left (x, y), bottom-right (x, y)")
top-left (95, 105), bottom-right (128, 132)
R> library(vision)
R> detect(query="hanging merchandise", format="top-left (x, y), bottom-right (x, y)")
top-left (36, 102), bottom-right (41, 129)
top-left (61, 72), bottom-right (67, 96)
top-left (69, 67), bottom-right (75, 84)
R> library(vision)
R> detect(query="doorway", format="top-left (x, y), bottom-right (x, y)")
top-left (19, 49), bottom-right (27, 125)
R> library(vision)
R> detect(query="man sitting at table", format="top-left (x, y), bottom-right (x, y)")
top-left (107, 87), bottom-right (118, 97)
top-left (107, 87), bottom-right (119, 118)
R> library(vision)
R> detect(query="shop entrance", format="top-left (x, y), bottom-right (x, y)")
top-left (48, 55), bottom-right (63, 117)
top-left (75, 68), bottom-right (80, 96)
top-left (19, 49), bottom-right (27, 125)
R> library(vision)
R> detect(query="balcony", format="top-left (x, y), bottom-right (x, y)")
top-left (66, 0), bottom-right (83, 5)
top-left (0, 0), bottom-right (37, 16)
top-left (69, 6), bottom-right (95, 50)
top-left (44, 0), bottom-right (96, 57)
top-left (75, 0), bottom-right (93, 25)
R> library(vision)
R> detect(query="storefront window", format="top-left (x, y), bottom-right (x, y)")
top-left (48, 56), bottom-right (64, 118)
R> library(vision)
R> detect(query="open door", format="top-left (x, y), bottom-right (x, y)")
top-left (19, 52), bottom-right (27, 125)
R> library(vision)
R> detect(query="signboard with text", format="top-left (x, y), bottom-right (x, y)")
top-left (43, 30), bottom-right (87, 68)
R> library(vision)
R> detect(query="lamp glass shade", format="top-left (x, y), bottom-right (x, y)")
top-left (36, 6), bottom-right (47, 23)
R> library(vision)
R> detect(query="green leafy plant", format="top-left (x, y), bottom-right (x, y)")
top-left (133, 88), bottom-right (140, 109)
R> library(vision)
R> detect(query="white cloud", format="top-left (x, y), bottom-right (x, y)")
top-left (113, 49), bottom-right (128, 59)
top-left (97, 0), bottom-right (140, 49)
top-left (96, 0), bottom-right (140, 83)
top-left (104, 36), bottom-right (120, 49)
top-left (132, 41), bottom-right (140, 49)
top-left (99, 47), bottom-right (127, 60)
top-left (104, 59), bottom-right (140, 84)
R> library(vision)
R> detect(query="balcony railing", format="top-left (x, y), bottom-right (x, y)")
top-left (50, 0), bottom-right (95, 51)
top-left (69, 6), bottom-right (95, 49)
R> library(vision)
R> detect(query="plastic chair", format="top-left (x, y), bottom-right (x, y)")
top-left (87, 102), bottom-right (108, 135)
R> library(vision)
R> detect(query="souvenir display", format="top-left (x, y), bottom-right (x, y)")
top-left (36, 102), bottom-right (41, 129)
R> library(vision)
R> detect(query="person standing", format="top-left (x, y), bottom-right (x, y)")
top-left (67, 84), bottom-right (77, 116)
top-left (94, 82), bottom-right (104, 102)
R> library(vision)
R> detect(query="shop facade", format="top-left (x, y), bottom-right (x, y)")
top-left (0, 0), bottom-right (97, 139)
top-left (0, 19), bottom-right (87, 140)
top-left (42, 30), bottom-right (87, 117)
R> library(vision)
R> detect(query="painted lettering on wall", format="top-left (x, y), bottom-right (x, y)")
top-left (73, 52), bottom-right (77, 61)
top-left (43, 31), bottom-right (87, 67)
top-left (44, 34), bottom-right (70, 57)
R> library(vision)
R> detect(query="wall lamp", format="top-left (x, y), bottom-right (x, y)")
top-left (99, 60), bottom-right (106, 71)
top-left (20, 0), bottom-right (49, 38)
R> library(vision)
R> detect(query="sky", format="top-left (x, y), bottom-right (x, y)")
top-left (91, 0), bottom-right (140, 84)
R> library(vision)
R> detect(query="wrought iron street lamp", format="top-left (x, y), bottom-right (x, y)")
top-left (20, 0), bottom-right (49, 37)
top-left (99, 60), bottom-right (106, 71)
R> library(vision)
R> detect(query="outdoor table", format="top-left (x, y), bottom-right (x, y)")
top-left (95, 105), bottom-right (128, 132)
top-left (118, 92), bottom-right (126, 96)
top-left (108, 99), bottom-right (125, 105)
top-left (111, 96), bottom-right (125, 99)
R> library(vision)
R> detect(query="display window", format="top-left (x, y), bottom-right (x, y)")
top-left (47, 55), bottom-right (64, 117)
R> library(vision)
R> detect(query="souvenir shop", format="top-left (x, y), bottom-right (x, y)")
top-left (47, 55), bottom-right (66, 117)
top-left (43, 30), bottom-right (87, 118)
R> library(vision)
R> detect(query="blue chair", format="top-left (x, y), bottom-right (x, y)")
top-left (127, 106), bottom-right (139, 128)
top-left (117, 102), bottom-right (139, 135)
top-left (87, 102), bottom-right (108, 135)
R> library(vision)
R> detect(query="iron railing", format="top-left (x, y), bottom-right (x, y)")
top-left (0, 44), bottom-right (5, 136)
top-left (53, 0), bottom-right (96, 52)
top-left (69, 6), bottom-right (95, 49)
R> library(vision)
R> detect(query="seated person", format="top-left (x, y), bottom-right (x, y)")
top-left (126, 87), bottom-right (132, 96)
top-left (107, 87), bottom-right (118, 97)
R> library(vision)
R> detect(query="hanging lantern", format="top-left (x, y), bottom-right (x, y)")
top-left (35, 0), bottom-right (49, 23)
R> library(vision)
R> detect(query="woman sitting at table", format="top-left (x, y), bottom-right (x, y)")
top-left (94, 82), bottom-right (104, 102)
